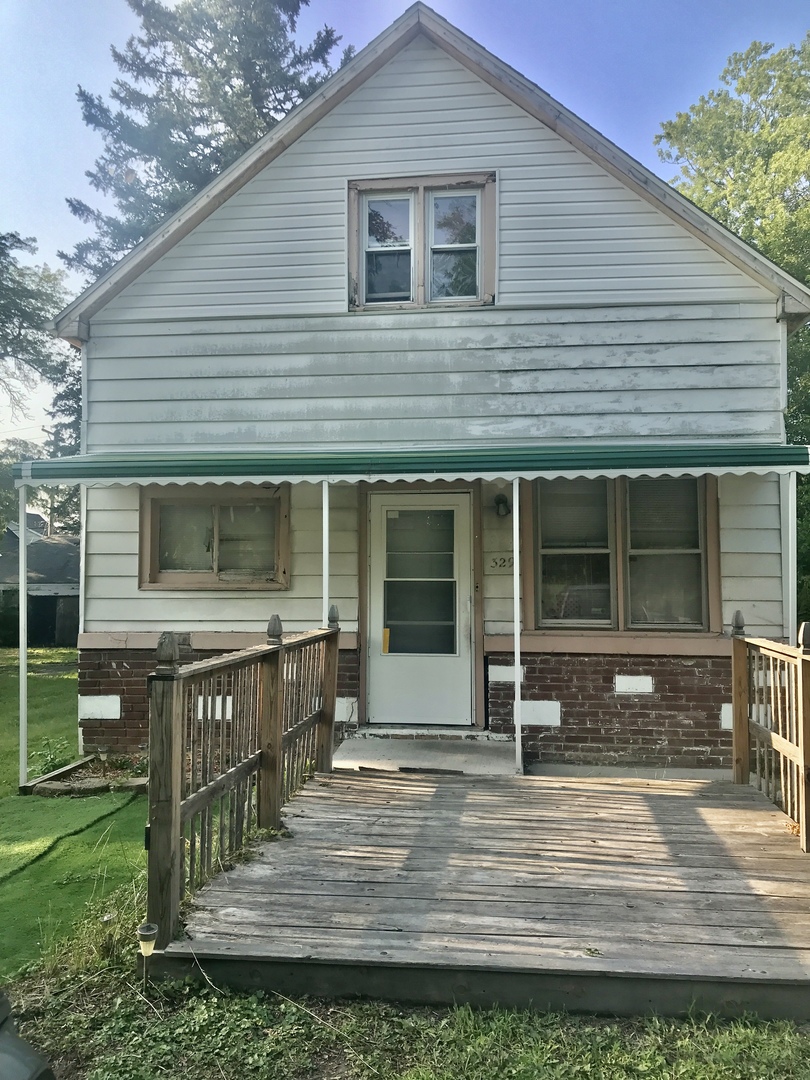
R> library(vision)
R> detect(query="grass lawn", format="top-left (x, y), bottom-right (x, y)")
top-left (0, 647), bottom-right (80, 797)
top-left (0, 648), bottom-right (147, 978)
top-left (0, 794), bottom-right (146, 979)
top-left (0, 791), bottom-right (135, 882)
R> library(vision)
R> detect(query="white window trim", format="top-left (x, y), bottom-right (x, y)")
top-left (348, 173), bottom-right (496, 310)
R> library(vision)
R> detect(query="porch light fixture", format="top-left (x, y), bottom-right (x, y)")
top-left (494, 493), bottom-right (511, 517)
top-left (137, 922), bottom-right (159, 992)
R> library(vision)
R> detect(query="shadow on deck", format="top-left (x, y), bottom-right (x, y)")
top-left (155, 772), bottom-right (810, 1019)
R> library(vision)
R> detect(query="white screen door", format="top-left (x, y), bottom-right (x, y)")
top-left (367, 492), bottom-right (473, 725)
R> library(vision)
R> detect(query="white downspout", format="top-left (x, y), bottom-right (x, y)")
top-left (322, 480), bottom-right (330, 626)
top-left (18, 485), bottom-right (28, 788)
top-left (512, 477), bottom-right (523, 774)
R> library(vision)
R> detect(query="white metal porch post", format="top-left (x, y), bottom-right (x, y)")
top-left (322, 480), bottom-right (330, 626)
top-left (512, 477), bottom-right (523, 773)
top-left (18, 484), bottom-right (28, 787)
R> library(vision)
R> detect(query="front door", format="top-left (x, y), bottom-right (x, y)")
top-left (367, 492), bottom-right (473, 725)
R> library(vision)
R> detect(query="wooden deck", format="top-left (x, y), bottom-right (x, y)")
top-left (157, 771), bottom-right (810, 1019)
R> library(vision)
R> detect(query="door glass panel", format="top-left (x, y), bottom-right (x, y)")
top-left (387, 510), bottom-right (453, 554)
top-left (387, 551), bottom-right (454, 578)
top-left (384, 509), bottom-right (456, 654)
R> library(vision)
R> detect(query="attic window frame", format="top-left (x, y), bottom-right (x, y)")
top-left (348, 173), bottom-right (496, 310)
top-left (139, 483), bottom-right (290, 591)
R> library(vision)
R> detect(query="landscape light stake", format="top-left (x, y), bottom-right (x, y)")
top-left (137, 922), bottom-right (158, 994)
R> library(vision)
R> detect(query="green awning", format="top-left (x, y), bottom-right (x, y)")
top-left (13, 444), bottom-right (810, 487)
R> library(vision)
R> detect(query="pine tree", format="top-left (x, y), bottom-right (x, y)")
top-left (62, 0), bottom-right (350, 280)
top-left (0, 233), bottom-right (68, 413)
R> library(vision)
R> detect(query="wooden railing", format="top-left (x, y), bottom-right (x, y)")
top-left (147, 612), bottom-right (339, 947)
top-left (732, 631), bottom-right (810, 851)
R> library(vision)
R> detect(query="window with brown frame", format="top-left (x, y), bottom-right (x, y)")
top-left (348, 174), bottom-right (496, 309)
top-left (534, 476), bottom-right (708, 630)
top-left (139, 485), bottom-right (290, 590)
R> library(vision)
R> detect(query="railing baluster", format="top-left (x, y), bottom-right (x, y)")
top-left (147, 623), bottom-right (340, 933)
top-left (733, 635), bottom-right (810, 849)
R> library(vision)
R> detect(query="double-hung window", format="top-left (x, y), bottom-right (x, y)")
top-left (140, 485), bottom-right (290, 590)
top-left (350, 174), bottom-right (495, 308)
top-left (535, 477), bottom-right (709, 630)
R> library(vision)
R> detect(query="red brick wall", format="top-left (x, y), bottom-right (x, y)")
top-left (79, 646), bottom-right (361, 754)
top-left (488, 653), bottom-right (732, 768)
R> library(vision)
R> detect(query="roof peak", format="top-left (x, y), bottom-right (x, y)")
top-left (51, 3), bottom-right (810, 342)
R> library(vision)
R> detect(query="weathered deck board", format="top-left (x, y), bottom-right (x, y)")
top-left (159, 772), bottom-right (810, 1018)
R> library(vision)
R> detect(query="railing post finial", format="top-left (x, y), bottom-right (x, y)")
top-left (731, 610), bottom-right (746, 638)
top-left (155, 630), bottom-right (180, 674)
top-left (328, 604), bottom-right (340, 630)
top-left (798, 622), bottom-right (810, 652)
top-left (267, 614), bottom-right (283, 645)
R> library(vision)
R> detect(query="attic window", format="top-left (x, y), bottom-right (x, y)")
top-left (349, 173), bottom-right (495, 309)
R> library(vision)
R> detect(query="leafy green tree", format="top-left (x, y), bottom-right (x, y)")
top-left (656, 35), bottom-right (810, 624)
top-left (0, 439), bottom-right (45, 535)
top-left (63, 0), bottom-right (350, 280)
top-left (0, 233), bottom-right (80, 531)
top-left (0, 233), bottom-right (69, 413)
top-left (656, 37), bottom-right (810, 278)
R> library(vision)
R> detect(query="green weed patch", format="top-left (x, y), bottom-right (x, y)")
top-left (13, 980), bottom-right (810, 1080)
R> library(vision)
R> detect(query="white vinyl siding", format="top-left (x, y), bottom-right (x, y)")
top-left (482, 482), bottom-right (518, 635)
top-left (97, 37), bottom-right (770, 324)
top-left (83, 483), bottom-right (359, 633)
top-left (84, 477), bottom-right (786, 642)
top-left (718, 473), bottom-right (784, 637)
top-left (84, 302), bottom-right (783, 453)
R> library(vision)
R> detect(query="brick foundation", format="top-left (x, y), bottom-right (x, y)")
top-left (79, 646), bottom-right (362, 754)
top-left (488, 653), bottom-right (732, 769)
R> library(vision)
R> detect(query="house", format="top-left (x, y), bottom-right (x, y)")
top-left (0, 520), bottom-right (79, 646)
top-left (15, 3), bottom-right (810, 768)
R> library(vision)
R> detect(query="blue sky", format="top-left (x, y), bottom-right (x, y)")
top-left (1, 0), bottom-right (808, 441)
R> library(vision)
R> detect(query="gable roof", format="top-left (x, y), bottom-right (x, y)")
top-left (52, 1), bottom-right (810, 344)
